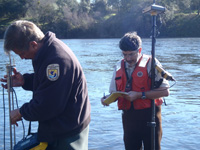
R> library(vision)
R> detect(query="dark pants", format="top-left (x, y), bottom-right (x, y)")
top-left (46, 125), bottom-right (89, 150)
top-left (122, 106), bottom-right (162, 150)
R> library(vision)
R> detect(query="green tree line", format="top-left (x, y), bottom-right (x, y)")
top-left (0, 0), bottom-right (200, 38)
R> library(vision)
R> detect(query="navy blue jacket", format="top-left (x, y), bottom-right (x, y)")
top-left (20, 32), bottom-right (91, 142)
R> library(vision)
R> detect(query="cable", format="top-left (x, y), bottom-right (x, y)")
top-left (156, 14), bottom-right (163, 37)
top-left (169, 80), bottom-right (176, 88)
top-left (3, 87), bottom-right (6, 150)
top-left (152, 80), bottom-right (176, 91)
top-left (2, 87), bottom-right (26, 149)
top-left (12, 88), bottom-right (26, 140)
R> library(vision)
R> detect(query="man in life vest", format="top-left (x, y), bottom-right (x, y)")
top-left (101, 32), bottom-right (169, 150)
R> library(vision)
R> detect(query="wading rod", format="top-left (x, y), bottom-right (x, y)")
top-left (6, 54), bottom-right (16, 150)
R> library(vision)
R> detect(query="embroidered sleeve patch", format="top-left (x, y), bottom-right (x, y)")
top-left (46, 64), bottom-right (60, 81)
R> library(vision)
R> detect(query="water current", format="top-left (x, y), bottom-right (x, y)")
top-left (0, 38), bottom-right (199, 150)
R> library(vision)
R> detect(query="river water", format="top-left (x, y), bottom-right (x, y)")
top-left (0, 38), bottom-right (200, 150)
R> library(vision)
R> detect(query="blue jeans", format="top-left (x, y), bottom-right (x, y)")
top-left (46, 125), bottom-right (89, 150)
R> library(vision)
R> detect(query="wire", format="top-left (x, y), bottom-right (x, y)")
top-left (3, 87), bottom-right (6, 150)
top-left (156, 14), bottom-right (164, 38)
top-left (152, 80), bottom-right (177, 92)
top-left (169, 80), bottom-right (176, 88)
top-left (2, 87), bottom-right (26, 149)
top-left (12, 88), bottom-right (26, 140)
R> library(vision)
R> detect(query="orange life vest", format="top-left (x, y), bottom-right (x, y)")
top-left (115, 54), bottom-right (162, 110)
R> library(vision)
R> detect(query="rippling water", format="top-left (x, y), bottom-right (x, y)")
top-left (0, 38), bottom-right (200, 150)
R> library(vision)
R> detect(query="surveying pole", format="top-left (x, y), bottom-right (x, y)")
top-left (142, 1), bottom-right (165, 150)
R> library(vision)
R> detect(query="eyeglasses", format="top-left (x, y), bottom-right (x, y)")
top-left (122, 51), bottom-right (138, 57)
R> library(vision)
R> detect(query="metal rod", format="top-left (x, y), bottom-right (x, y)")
top-left (6, 64), bottom-right (13, 150)
top-left (143, 0), bottom-right (165, 149)
top-left (11, 57), bottom-right (16, 145)
top-left (3, 88), bottom-right (6, 150)
top-left (6, 53), bottom-right (16, 150)
top-left (12, 90), bottom-right (16, 145)
top-left (150, 14), bottom-right (157, 150)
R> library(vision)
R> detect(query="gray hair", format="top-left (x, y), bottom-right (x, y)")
top-left (119, 32), bottom-right (142, 51)
top-left (3, 20), bottom-right (44, 53)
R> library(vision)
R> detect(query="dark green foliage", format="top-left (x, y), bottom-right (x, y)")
top-left (0, 0), bottom-right (200, 38)
top-left (0, 0), bottom-right (28, 19)
top-left (161, 14), bottom-right (200, 37)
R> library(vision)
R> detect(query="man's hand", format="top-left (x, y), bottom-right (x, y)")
top-left (1, 68), bottom-right (24, 89)
top-left (124, 87), bottom-right (170, 102)
top-left (101, 94), bottom-right (110, 106)
top-left (124, 91), bottom-right (140, 102)
top-left (10, 108), bottom-right (22, 126)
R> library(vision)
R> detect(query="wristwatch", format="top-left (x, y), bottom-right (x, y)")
top-left (141, 92), bottom-right (146, 99)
